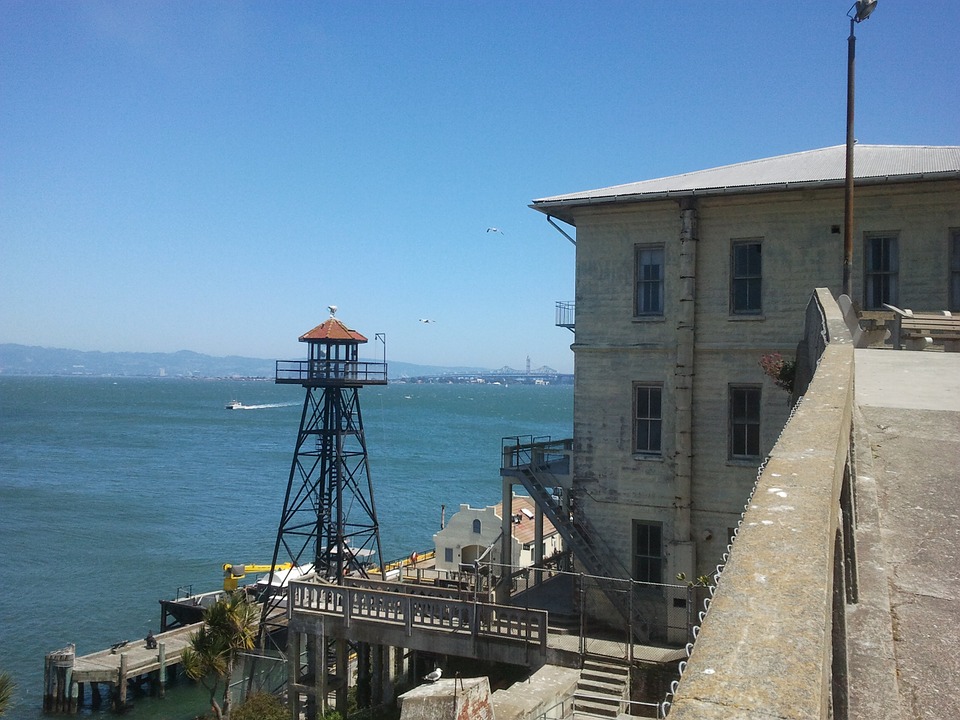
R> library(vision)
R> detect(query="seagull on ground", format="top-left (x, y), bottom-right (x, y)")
top-left (423, 666), bottom-right (442, 683)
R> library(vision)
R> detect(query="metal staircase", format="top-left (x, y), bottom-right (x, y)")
top-left (501, 438), bottom-right (661, 642)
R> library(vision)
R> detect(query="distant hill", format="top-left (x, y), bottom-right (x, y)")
top-left (0, 344), bottom-right (486, 380)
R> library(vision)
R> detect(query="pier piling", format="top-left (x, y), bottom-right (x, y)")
top-left (158, 642), bottom-right (167, 697)
top-left (43, 644), bottom-right (75, 713)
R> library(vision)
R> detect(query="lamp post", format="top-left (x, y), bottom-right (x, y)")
top-left (843, 0), bottom-right (877, 298)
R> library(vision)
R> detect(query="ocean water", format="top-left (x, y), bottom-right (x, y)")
top-left (0, 376), bottom-right (572, 719)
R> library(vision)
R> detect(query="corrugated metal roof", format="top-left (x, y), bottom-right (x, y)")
top-left (531, 145), bottom-right (960, 220)
top-left (299, 317), bottom-right (368, 343)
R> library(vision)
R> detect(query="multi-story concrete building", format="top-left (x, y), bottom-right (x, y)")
top-left (529, 144), bottom-right (960, 587)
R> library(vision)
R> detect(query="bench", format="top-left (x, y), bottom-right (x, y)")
top-left (883, 304), bottom-right (960, 351)
top-left (838, 295), bottom-right (891, 347)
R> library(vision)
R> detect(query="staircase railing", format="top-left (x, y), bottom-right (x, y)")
top-left (501, 437), bottom-right (661, 641)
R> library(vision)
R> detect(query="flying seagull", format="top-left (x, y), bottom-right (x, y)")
top-left (419, 318), bottom-right (435, 323)
top-left (423, 667), bottom-right (442, 683)
top-left (486, 227), bottom-right (503, 234)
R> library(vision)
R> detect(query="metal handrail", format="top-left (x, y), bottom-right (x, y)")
top-left (275, 359), bottom-right (388, 384)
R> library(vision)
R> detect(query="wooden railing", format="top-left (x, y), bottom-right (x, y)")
top-left (289, 580), bottom-right (547, 651)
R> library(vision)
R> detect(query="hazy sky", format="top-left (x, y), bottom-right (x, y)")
top-left (2, 2), bottom-right (957, 373)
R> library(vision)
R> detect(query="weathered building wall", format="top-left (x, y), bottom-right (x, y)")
top-left (569, 178), bottom-right (959, 585)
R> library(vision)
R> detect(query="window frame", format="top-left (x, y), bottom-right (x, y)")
top-left (634, 244), bottom-right (665, 317)
top-left (730, 240), bottom-right (763, 316)
top-left (632, 520), bottom-right (663, 584)
top-left (729, 384), bottom-right (762, 461)
top-left (633, 382), bottom-right (663, 456)
top-left (863, 232), bottom-right (899, 310)
top-left (950, 229), bottom-right (960, 313)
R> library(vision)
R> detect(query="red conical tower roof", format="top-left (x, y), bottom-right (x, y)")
top-left (299, 316), bottom-right (368, 344)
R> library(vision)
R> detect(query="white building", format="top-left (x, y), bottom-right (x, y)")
top-left (433, 494), bottom-right (563, 573)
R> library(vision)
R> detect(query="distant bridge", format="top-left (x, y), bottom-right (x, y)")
top-left (397, 372), bottom-right (572, 385)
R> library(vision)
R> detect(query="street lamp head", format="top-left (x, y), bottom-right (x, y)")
top-left (851, 0), bottom-right (878, 23)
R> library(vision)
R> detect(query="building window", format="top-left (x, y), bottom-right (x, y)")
top-left (633, 521), bottom-right (663, 584)
top-left (444, 547), bottom-right (454, 563)
top-left (635, 245), bottom-right (665, 316)
top-left (729, 385), bottom-right (761, 460)
top-left (950, 230), bottom-right (960, 312)
top-left (730, 241), bottom-right (762, 315)
top-left (633, 383), bottom-right (662, 455)
top-left (472, 519), bottom-right (481, 534)
top-left (864, 233), bottom-right (899, 310)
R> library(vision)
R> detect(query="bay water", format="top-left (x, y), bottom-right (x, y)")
top-left (0, 376), bottom-right (572, 719)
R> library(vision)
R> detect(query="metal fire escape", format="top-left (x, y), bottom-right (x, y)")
top-left (501, 438), bottom-right (661, 642)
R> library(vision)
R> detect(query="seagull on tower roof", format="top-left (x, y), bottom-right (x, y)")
top-left (328, 305), bottom-right (338, 317)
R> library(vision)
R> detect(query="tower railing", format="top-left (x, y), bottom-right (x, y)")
top-left (275, 359), bottom-right (388, 385)
top-left (555, 301), bottom-right (575, 330)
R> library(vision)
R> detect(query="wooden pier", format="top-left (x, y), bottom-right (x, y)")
top-left (43, 623), bottom-right (200, 713)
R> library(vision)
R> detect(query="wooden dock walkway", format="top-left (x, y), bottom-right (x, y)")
top-left (43, 623), bottom-right (201, 713)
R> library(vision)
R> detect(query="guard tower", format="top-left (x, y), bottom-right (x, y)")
top-left (270, 307), bottom-right (386, 580)
top-left (257, 308), bottom-right (387, 656)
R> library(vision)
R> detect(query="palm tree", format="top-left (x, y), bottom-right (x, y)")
top-left (0, 672), bottom-right (14, 717)
top-left (182, 591), bottom-right (259, 720)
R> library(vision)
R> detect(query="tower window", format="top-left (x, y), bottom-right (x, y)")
top-left (633, 383), bottom-right (663, 455)
top-left (864, 233), bottom-right (899, 310)
top-left (951, 229), bottom-right (960, 312)
top-left (635, 245), bottom-right (665, 316)
top-left (731, 241), bottom-right (762, 315)
top-left (729, 385), bottom-right (762, 460)
top-left (633, 521), bottom-right (663, 584)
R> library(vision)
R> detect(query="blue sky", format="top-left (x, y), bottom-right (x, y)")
top-left (1, 1), bottom-right (956, 373)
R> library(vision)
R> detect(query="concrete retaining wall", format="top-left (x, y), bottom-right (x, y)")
top-left (666, 288), bottom-right (854, 719)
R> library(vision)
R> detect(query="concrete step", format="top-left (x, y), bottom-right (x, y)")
top-left (576, 659), bottom-right (628, 720)
top-left (574, 696), bottom-right (621, 718)
top-left (578, 678), bottom-right (623, 695)
top-left (580, 662), bottom-right (629, 683)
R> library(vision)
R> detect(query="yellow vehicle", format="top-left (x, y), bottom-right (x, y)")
top-left (222, 562), bottom-right (292, 591)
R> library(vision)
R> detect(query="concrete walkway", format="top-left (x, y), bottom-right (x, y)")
top-left (850, 349), bottom-right (960, 720)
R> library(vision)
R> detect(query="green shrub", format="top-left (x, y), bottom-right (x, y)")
top-left (233, 692), bottom-right (287, 720)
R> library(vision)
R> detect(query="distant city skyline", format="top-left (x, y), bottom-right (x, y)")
top-left (0, 341), bottom-right (561, 379)
top-left (2, 1), bottom-right (957, 374)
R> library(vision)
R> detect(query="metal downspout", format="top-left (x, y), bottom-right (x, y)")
top-left (674, 199), bottom-right (698, 572)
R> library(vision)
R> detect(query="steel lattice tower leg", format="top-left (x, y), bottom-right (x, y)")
top-left (258, 383), bottom-right (383, 644)
top-left (275, 383), bottom-right (383, 584)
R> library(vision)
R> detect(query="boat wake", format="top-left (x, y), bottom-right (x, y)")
top-left (228, 402), bottom-right (299, 410)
